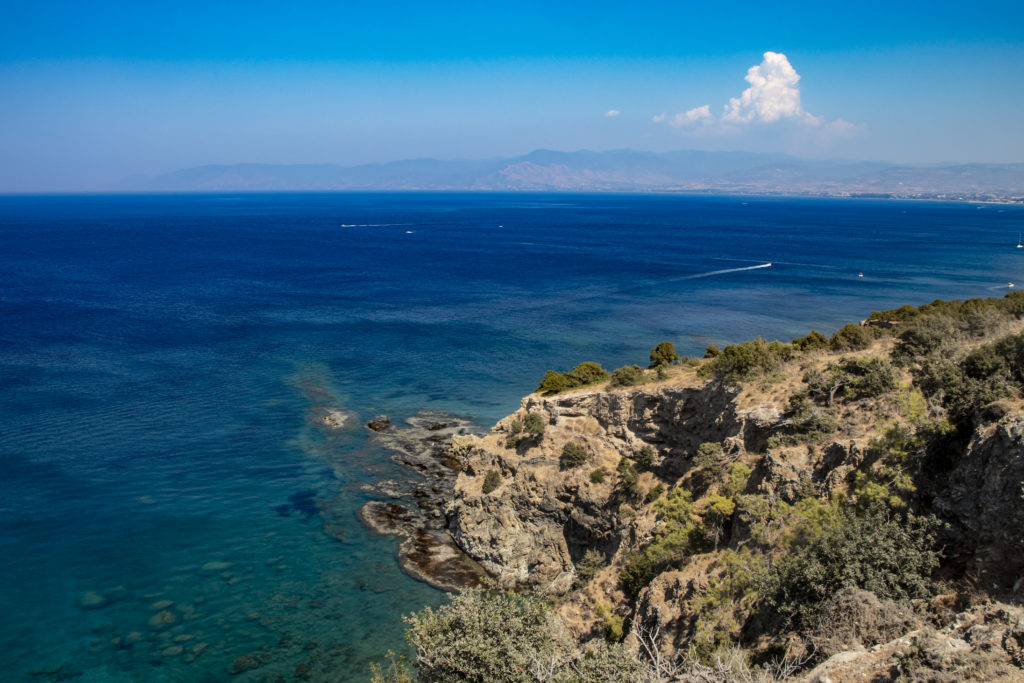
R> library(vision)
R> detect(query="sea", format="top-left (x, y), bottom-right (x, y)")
top-left (0, 192), bottom-right (1021, 681)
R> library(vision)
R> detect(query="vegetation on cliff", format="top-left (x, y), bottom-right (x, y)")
top-left (376, 292), bottom-right (1024, 681)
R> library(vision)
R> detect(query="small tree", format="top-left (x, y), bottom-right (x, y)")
top-left (522, 413), bottom-right (545, 437)
top-left (649, 341), bottom-right (681, 368)
top-left (634, 444), bottom-right (656, 469)
top-left (482, 470), bottom-right (501, 494)
top-left (537, 370), bottom-right (572, 395)
top-left (560, 442), bottom-right (589, 469)
top-left (695, 442), bottom-right (724, 468)
top-left (610, 364), bottom-right (645, 387)
top-left (566, 361), bottom-right (610, 386)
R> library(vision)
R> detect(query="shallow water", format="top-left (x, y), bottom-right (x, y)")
top-left (0, 193), bottom-right (1021, 681)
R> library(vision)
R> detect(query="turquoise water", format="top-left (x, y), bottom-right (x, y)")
top-left (1, 193), bottom-right (1022, 681)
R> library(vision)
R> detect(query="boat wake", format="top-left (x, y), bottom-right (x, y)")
top-left (678, 262), bottom-right (773, 280)
top-left (339, 223), bottom-right (414, 227)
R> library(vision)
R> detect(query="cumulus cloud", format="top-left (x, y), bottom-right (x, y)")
top-left (723, 51), bottom-right (811, 124)
top-left (605, 109), bottom-right (621, 117)
top-left (654, 51), bottom-right (857, 141)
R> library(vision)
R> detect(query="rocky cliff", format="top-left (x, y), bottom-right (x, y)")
top-left (442, 338), bottom-right (1024, 679)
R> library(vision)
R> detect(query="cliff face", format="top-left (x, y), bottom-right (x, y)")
top-left (447, 379), bottom-right (784, 588)
top-left (444, 358), bottom-right (1024, 664)
top-left (936, 410), bottom-right (1024, 590)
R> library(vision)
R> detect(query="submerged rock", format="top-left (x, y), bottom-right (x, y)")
top-left (147, 610), bottom-right (177, 629)
top-left (200, 561), bottom-right (233, 573)
top-left (78, 591), bottom-right (107, 610)
top-left (229, 654), bottom-right (261, 675)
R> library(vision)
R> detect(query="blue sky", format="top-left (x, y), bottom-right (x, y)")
top-left (1, 1), bottom-right (1023, 190)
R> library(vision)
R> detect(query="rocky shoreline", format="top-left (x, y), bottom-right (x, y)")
top-left (354, 411), bottom-right (489, 591)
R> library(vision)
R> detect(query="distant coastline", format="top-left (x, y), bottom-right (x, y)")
top-left (119, 149), bottom-right (1024, 202)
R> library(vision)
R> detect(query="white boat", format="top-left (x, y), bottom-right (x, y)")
top-left (1017, 233), bottom-right (1022, 248)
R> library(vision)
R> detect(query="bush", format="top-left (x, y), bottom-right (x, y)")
top-left (830, 323), bottom-right (875, 352)
top-left (574, 548), bottom-right (607, 587)
top-left (614, 457), bottom-right (641, 500)
top-left (645, 483), bottom-right (664, 502)
top-left (610, 364), bottom-right (645, 387)
top-left (620, 488), bottom-right (704, 598)
top-left (560, 441), bottom-right (589, 469)
top-left (506, 413), bottom-right (544, 448)
top-left (843, 356), bottom-right (900, 399)
top-left (700, 338), bottom-right (794, 381)
top-left (536, 362), bottom-right (610, 395)
top-left (704, 345), bottom-right (722, 358)
top-left (649, 341), bottom-right (681, 368)
top-left (764, 504), bottom-right (941, 628)
top-left (566, 361), bottom-right (611, 386)
top-left (695, 442), bottom-right (724, 467)
top-left (793, 329), bottom-right (829, 351)
top-left (590, 467), bottom-right (606, 484)
top-left (522, 412), bottom-right (545, 437)
top-left (536, 369), bottom-right (573, 395)
top-left (634, 444), bottom-right (656, 469)
top-left (811, 588), bottom-right (921, 659)
top-left (481, 470), bottom-right (501, 494)
top-left (394, 589), bottom-right (643, 682)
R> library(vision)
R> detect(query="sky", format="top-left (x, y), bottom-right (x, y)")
top-left (1, 1), bottom-right (1023, 191)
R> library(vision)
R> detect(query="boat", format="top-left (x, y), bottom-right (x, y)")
top-left (858, 272), bottom-right (864, 278)
top-left (1017, 233), bottom-right (1022, 248)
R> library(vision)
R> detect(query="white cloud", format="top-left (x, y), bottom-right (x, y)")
top-left (669, 105), bottom-right (712, 128)
top-left (605, 109), bottom-right (621, 117)
top-left (723, 51), bottom-right (811, 124)
top-left (654, 51), bottom-right (856, 141)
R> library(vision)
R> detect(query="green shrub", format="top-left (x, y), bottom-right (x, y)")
top-left (764, 504), bottom-right (941, 628)
top-left (843, 356), bottom-right (900, 399)
top-left (792, 329), bottom-right (829, 351)
top-left (704, 345), bottom-right (722, 358)
top-left (481, 470), bottom-right (501, 494)
top-left (620, 488), bottom-right (704, 598)
top-left (700, 337), bottom-right (794, 381)
top-left (536, 369), bottom-right (573, 395)
top-left (633, 444), bottom-right (656, 469)
top-left (560, 441), bottom-right (589, 469)
top-left (566, 361), bottom-right (611, 386)
top-left (536, 362), bottom-right (610, 395)
top-left (609, 364), bottom-right (645, 387)
top-left (645, 483), bottom-right (664, 503)
top-left (695, 441), bottom-right (724, 467)
top-left (589, 467), bottom-right (606, 484)
top-left (595, 603), bottom-right (626, 643)
top-left (522, 412), bottom-right (545, 437)
top-left (574, 549), bottom-right (607, 587)
top-left (614, 457), bottom-right (641, 499)
top-left (649, 341), bottom-right (681, 368)
top-left (830, 323), bottom-right (875, 352)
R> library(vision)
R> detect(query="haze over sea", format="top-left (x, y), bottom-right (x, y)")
top-left (1, 192), bottom-right (1022, 681)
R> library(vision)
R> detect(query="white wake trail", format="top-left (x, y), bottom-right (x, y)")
top-left (677, 262), bottom-right (773, 280)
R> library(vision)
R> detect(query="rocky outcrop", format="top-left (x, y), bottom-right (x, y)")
top-left (935, 412), bottom-right (1024, 593)
top-left (800, 601), bottom-right (1024, 682)
top-left (446, 381), bottom-right (780, 588)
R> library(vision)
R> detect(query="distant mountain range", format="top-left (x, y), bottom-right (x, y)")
top-left (129, 150), bottom-right (1024, 199)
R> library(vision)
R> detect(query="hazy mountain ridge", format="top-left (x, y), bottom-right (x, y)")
top-left (131, 150), bottom-right (1024, 198)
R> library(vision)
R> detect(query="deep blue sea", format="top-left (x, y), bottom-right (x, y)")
top-left (1, 192), bottom-right (1022, 681)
